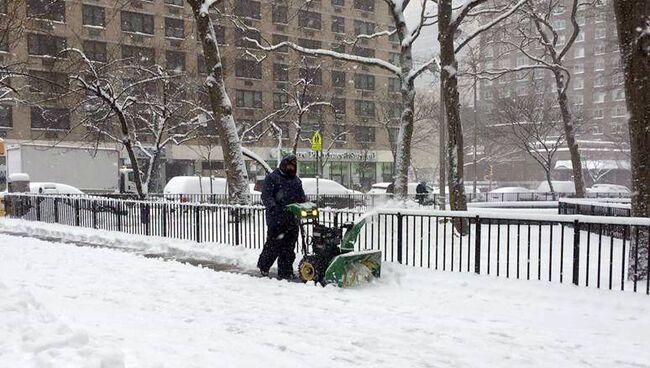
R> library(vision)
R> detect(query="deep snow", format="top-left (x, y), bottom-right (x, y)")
top-left (0, 224), bottom-right (649, 367)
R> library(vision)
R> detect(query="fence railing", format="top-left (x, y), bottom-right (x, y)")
top-left (559, 198), bottom-right (632, 217)
top-left (65, 190), bottom-right (631, 209)
top-left (3, 193), bottom-right (649, 294)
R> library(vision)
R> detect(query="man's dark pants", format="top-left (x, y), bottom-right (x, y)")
top-left (257, 224), bottom-right (299, 277)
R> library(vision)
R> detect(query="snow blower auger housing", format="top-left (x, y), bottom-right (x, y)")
top-left (286, 202), bottom-right (381, 287)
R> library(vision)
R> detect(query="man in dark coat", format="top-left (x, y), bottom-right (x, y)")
top-left (416, 181), bottom-right (429, 205)
top-left (257, 154), bottom-right (306, 279)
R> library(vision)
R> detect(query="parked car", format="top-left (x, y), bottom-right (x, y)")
top-left (586, 184), bottom-right (630, 195)
top-left (163, 176), bottom-right (260, 203)
top-left (300, 178), bottom-right (363, 208)
top-left (535, 181), bottom-right (576, 200)
top-left (487, 187), bottom-right (536, 202)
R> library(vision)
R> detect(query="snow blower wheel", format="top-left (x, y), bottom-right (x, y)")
top-left (298, 257), bottom-right (319, 283)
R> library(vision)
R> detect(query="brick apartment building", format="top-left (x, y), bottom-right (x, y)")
top-left (0, 0), bottom-right (403, 190)
top-left (468, 0), bottom-right (630, 188)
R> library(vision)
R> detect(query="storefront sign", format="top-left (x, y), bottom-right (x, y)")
top-left (296, 150), bottom-right (377, 162)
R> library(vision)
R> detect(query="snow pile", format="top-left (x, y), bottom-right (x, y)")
top-left (0, 232), bottom-right (649, 367)
top-left (0, 281), bottom-right (124, 368)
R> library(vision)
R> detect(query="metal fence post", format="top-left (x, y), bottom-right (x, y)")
top-left (474, 215), bottom-right (481, 274)
top-left (162, 204), bottom-right (168, 237)
top-left (53, 197), bottom-right (59, 223)
top-left (36, 197), bottom-right (41, 222)
top-left (397, 212), bottom-right (403, 264)
top-left (74, 199), bottom-right (80, 226)
top-left (195, 206), bottom-right (201, 242)
top-left (92, 201), bottom-right (97, 229)
top-left (234, 208), bottom-right (241, 246)
top-left (573, 219), bottom-right (580, 286)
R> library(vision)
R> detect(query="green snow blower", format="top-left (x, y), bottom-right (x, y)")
top-left (286, 202), bottom-right (381, 287)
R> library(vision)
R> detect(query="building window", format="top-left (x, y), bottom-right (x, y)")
top-left (235, 28), bottom-right (261, 48)
top-left (575, 31), bottom-right (584, 43)
top-left (354, 0), bottom-right (375, 12)
top-left (331, 42), bottom-right (345, 53)
top-left (236, 90), bottom-right (262, 108)
top-left (352, 46), bottom-right (374, 58)
top-left (121, 11), bottom-right (154, 35)
top-left (0, 105), bottom-right (12, 128)
top-left (298, 38), bottom-right (321, 49)
top-left (614, 88), bottom-right (625, 101)
top-left (83, 40), bottom-right (107, 62)
top-left (273, 92), bottom-right (288, 110)
top-left (612, 73), bottom-right (624, 85)
top-left (573, 94), bottom-right (583, 106)
top-left (0, 0), bottom-right (6, 14)
top-left (235, 0), bottom-right (261, 19)
top-left (573, 77), bottom-right (584, 90)
top-left (331, 97), bottom-right (346, 115)
top-left (274, 121), bottom-right (290, 140)
top-left (273, 63), bottom-right (288, 81)
top-left (213, 25), bottom-right (226, 45)
top-left (354, 73), bottom-right (375, 90)
top-left (299, 67), bottom-right (322, 85)
top-left (332, 0), bottom-right (344, 6)
top-left (573, 63), bottom-right (584, 74)
top-left (354, 20), bottom-right (375, 35)
top-left (574, 46), bottom-right (584, 58)
top-left (594, 58), bottom-right (605, 71)
top-left (388, 77), bottom-right (400, 93)
top-left (355, 100), bottom-right (375, 117)
top-left (165, 17), bottom-right (184, 39)
top-left (166, 50), bottom-right (186, 71)
top-left (331, 16), bottom-right (345, 34)
top-left (389, 53), bottom-right (401, 66)
top-left (272, 4), bottom-right (287, 24)
top-left (595, 27), bottom-right (606, 39)
top-left (235, 59), bottom-right (262, 79)
top-left (594, 42), bottom-right (606, 55)
top-left (331, 71), bottom-right (346, 88)
top-left (612, 105), bottom-right (627, 117)
top-left (30, 107), bottom-right (70, 130)
top-left (593, 91), bottom-right (606, 103)
top-left (299, 10), bottom-right (322, 30)
top-left (27, 0), bottom-right (65, 22)
top-left (82, 5), bottom-right (104, 27)
top-left (552, 19), bottom-right (565, 30)
top-left (576, 12), bottom-right (586, 26)
top-left (355, 126), bottom-right (375, 143)
top-left (388, 26), bottom-right (399, 43)
top-left (594, 75), bottom-right (605, 87)
top-left (165, 0), bottom-right (184, 6)
top-left (516, 85), bottom-right (526, 96)
top-left (122, 45), bottom-right (155, 65)
top-left (27, 33), bottom-right (67, 57)
top-left (593, 108), bottom-right (603, 119)
top-left (557, 34), bottom-right (566, 45)
top-left (272, 34), bottom-right (288, 53)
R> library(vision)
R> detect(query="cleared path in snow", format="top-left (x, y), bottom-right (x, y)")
top-left (0, 229), bottom-right (649, 367)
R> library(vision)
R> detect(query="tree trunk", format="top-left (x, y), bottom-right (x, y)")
top-left (292, 116), bottom-right (302, 155)
top-left (115, 111), bottom-right (145, 199)
top-left (393, 83), bottom-right (416, 200)
top-left (438, 0), bottom-right (467, 212)
top-left (188, 0), bottom-right (250, 203)
top-left (613, 1), bottom-right (650, 281)
top-left (147, 153), bottom-right (164, 193)
top-left (545, 169), bottom-right (556, 201)
top-left (554, 71), bottom-right (586, 198)
top-left (438, 82), bottom-right (446, 210)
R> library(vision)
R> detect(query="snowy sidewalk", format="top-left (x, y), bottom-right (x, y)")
top-left (0, 222), bottom-right (649, 367)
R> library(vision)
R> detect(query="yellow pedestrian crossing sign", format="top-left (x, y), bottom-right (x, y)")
top-left (311, 131), bottom-right (322, 152)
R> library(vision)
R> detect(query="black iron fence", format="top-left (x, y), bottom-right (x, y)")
top-left (4, 193), bottom-right (649, 294)
top-left (66, 191), bottom-right (631, 209)
top-left (559, 199), bottom-right (632, 217)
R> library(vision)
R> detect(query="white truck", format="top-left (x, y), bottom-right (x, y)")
top-left (5, 143), bottom-right (137, 193)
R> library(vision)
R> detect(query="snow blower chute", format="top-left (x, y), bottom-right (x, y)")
top-left (286, 202), bottom-right (381, 287)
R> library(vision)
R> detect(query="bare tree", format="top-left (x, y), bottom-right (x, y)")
top-left (437, 0), bottom-right (528, 211)
top-left (247, 0), bottom-right (438, 200)
top-left (487, 86), bottom-right (565, 199)
top-left (186, 0), bottom-right (250, 203)
top-left (612, 1), bottom-right (649, 280)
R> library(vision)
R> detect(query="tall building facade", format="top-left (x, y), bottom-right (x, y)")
top-left (470, 0), bottom-right (630, 188)
top-left (0, 0), bottom-right (402, 190)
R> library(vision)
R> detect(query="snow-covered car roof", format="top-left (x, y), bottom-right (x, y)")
top-left (301, 178), bottom-right (352, 195)
top-left (489, 187), bottom-right (533, 193)
top-left (164, 176), bottom-right (228, 195)
top-left (587, 184), bottom-right (630, 193)
top-left (29, 182), bottom-right (84, 194)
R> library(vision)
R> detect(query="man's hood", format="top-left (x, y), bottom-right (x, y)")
top-left (279, 154), bottom-right (297, 175)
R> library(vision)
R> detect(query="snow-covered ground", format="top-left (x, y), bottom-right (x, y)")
top-left (1, 221), bottom-right (649, 367)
